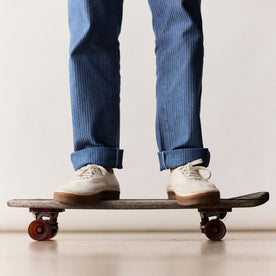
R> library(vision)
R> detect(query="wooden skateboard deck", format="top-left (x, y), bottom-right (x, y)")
top-left (7, 191), bottom-right (269, 241)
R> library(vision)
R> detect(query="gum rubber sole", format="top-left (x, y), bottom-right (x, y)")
top-left (167, 191), bottom-right (220, 206)
top-left (53, 190), bottom-right (120, 205)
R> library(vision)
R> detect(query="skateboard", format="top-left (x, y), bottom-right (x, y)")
top-left (7, 191), bottom-right (269, 242)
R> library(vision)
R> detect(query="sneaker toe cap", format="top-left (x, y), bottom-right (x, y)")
top-left (55, 180), bottom-right (107, 196)
top-left (173, 181), bottom-right (219, 196)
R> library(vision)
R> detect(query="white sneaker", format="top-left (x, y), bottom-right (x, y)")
top-left (167, 158), bottom-right (220, 206)
top-left (53, 164), bottom-right (120, 204)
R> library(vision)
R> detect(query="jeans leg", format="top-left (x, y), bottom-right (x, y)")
top-left (68, 0), bottom-right (124, 171)
top-left (147, 0), bottom-right (210, 171)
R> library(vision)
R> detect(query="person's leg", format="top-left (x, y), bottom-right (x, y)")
top-left (68, 0), bottom-right (124, 171)
top-left (147, 0), bottom-right (210, 171)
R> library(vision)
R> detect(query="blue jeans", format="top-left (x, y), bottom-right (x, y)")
top-left (68, 0), bottom-right (210, 171)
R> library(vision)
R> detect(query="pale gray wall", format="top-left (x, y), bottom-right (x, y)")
top-left (0, 0), bottom-right (275, 231)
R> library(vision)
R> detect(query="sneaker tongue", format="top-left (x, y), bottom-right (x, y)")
top-left (91, 164), bottom-right (107, 175)
top-left (187, 169), bottom-right (203, 180)
top-left (76, 166), bottom-right (90, 176)
top-left (190, 158), bottom-right (203, 166)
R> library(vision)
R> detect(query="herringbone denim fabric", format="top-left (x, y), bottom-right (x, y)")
top-left (68, 0), bottom-right (210, 171)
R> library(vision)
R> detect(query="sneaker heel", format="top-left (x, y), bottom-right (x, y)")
top-left (100, 191), bottom-right (120, 200)
top-left (167, 191), bottom-right (176, 200)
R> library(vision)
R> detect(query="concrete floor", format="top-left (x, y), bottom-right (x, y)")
top-left (0, 231), bottom-right (275, 276)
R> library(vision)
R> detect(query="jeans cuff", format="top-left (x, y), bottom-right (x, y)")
top-left (157, 148), bottom-right (210, 171)
top-left (71, 147), bottom-right (124, 171)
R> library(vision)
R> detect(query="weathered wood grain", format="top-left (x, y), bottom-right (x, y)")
top-left (7, 192), bottom-right (269, 210)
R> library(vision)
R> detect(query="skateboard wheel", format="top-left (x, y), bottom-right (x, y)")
top-left (28, 219), bottom-right (52, 241)
top-left (204, 219), bottom-right (226, 241)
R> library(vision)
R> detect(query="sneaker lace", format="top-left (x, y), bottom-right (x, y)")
top-left (177, 159), bottom-right (211, 181)
top-left (74, 164), bottom-right (107, 179)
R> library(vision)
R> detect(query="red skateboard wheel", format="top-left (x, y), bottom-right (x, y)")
top-left (28, 219), bottom-right (52, 241)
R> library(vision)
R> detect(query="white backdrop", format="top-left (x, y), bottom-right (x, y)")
top-left (0, 0), bottom-right (275, 231)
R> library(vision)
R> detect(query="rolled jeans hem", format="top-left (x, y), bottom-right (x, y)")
top-left (158, 148), bottom-right (210, 171)
top-left (71, 147), bottom-right (124, 171)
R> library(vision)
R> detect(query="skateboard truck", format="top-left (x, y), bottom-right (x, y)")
top-left (28, 208), bottom-right (64, 241)
top-left (198, 208), bottom-right (232, 241)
